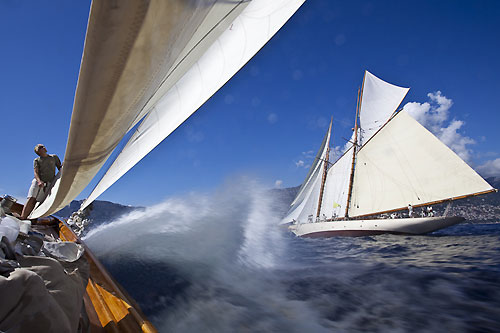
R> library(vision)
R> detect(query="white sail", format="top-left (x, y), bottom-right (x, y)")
top-left (281, 165), bottom-right (323, 224)
top-left (129, 2), bottom-right (251, 129)
top-left (319, 146), bottom-right (353, 218)
top-left (30, 1), bottom-right (249, 218)
top-left (290, 121), bottom-right (331, 208)
top-left (281, 121), bottom-right (331, 224)
top-left (349, 110), bottom-right (494, 217)
top-left (359, 71), bottom-right (409, 145)
top-left (30, 0), bottom-right (304, 218)
top-left (81, 0), bottom-right (306, 211)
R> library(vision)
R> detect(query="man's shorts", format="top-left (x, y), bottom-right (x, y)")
top-left (27, 179), bottom-right (47, 202)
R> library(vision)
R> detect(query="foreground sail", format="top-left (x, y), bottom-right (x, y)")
top-left (30, 0), bottom-right (305, 218)
top-left (283, 71), bottom-right (496, 237)
top-left (80, 0), bottom-right (305, 211)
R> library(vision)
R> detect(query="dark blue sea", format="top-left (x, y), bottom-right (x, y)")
top-left (83, 182), bottom-right (500, 332)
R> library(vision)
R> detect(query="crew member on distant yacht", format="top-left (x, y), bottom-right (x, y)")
top-left (426, 206), bottom-right (434, 217)
top-left (408, 204), bottom-right (413, 218)
top-left (20, 144), bottom-right (62, 219)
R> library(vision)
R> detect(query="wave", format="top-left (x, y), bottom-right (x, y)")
top-left (83, 178), bottom-right (500, 332)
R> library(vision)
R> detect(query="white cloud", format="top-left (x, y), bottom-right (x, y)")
top-left (293, 150), bottom-right (316, 169)
top-left (274, 180), bottom-right (283, 188)
top-left (302, 150), bottom-right (315, 159)
top-left (403, 91), bottom-right (475, 162)
top-left (404, 91), bottom-right (452, 131)
top-left (330, 145), bottom-right (345, 161)
top-left (295, 160), bottom-right (305, 168)
top-left (476, 158), bottom-right (500, 178)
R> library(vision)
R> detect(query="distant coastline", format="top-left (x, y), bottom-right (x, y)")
top-left (58, 177), bottom-right (499, 227)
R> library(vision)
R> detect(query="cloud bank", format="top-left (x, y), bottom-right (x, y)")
top-left (476, 158), bottom-right (500, 178)
top-left (403, 91), bottom-right (475, 162)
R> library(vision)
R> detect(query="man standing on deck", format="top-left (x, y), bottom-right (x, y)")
top-left (20, 144), bottom-right (62, 219)
top-left (408, 204), bottom-right (413, 218)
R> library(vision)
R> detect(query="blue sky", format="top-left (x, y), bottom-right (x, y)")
top-left (1, 0), bottom-right (499, 206)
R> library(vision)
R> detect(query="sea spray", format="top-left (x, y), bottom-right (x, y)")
top-left (83, 178), bottom-right (500, 332)
top-left (83, 179), bottom-right (331, 331)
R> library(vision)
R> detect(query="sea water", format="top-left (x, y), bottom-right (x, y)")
top-left (84, 180), bottom-right (500, 332)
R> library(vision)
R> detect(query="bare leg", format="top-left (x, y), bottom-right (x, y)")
top-left (21, 197), bottom-right (37, 220)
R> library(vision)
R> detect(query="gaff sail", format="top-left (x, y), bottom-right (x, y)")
top-left (80, 0), bottom-right (306, 211)
top-left (349, 110), bottom-right (494, 217)
top-left (359, 71), bottom-right (409, 145)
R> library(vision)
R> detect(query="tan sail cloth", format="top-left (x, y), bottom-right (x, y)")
top-left (81, 0), bottom-right (306, 211)
top-left (31, 0), bottom-right (249, 218)
top-left (0, 256), bottom-right (89, 333)
top-left (349, 110), bottom-right (494, 217)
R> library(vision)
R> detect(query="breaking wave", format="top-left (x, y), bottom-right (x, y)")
top-left (84, 178), bottom-right (500, 332)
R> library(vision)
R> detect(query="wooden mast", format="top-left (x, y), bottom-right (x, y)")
top-left (316, 118), bottom-right (332, 218)
top-left (345, 72), bottom-right (366, 218)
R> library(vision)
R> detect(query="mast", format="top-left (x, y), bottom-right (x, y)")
top-left (316, 118), bottom-right (332, 218)
top-left (345, 72), bottom-right (366, 217)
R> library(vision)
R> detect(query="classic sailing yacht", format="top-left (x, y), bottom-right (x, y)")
top-left (282, 71), bottom-right (496, 237)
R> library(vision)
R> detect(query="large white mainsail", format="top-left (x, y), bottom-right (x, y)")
top-left (359, 71), bottom-right (409, 145)
top-left (30, 0), bottom-right (304, 218)
top-left (349, 110), bottom-right (494, 217)
top-left (81, 0), bottom-right (306, 211)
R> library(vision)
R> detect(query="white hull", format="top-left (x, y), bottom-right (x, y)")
top-left (288, 216), bottom-right (465, 237)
